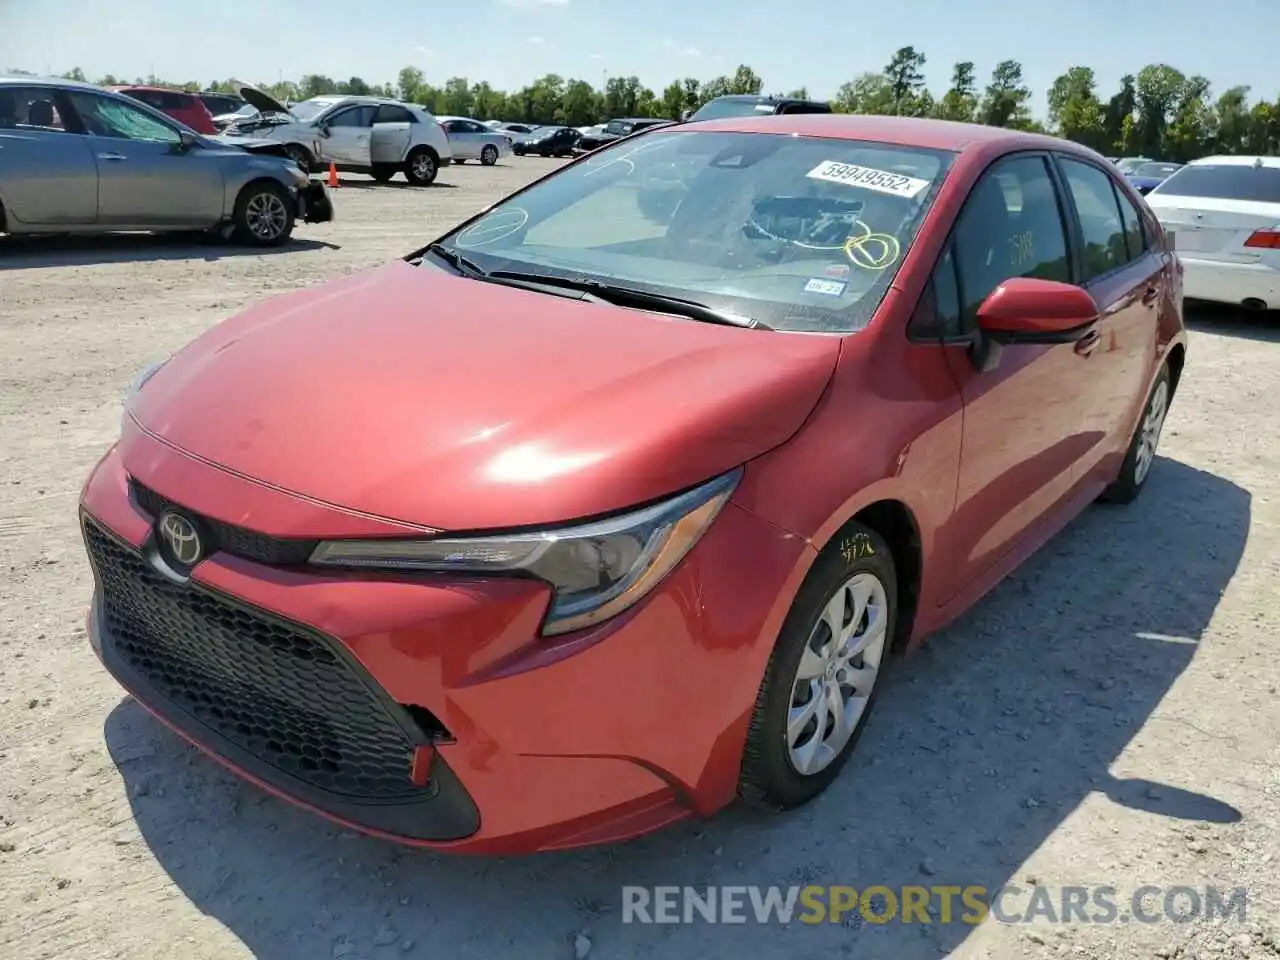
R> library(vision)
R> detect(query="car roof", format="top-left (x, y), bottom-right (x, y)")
top-left (676, 114), bottom-right (1066, 153)
top-left (1187, 154), bottom-right (1280, 169)
top-left (0, 74), bottom-right (110, 93)
top-left (111, 84), bottom-right (191, 94)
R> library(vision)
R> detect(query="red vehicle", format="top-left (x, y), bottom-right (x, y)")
top-left (79, 115), bottom-right (1186, 854)
top-left (110, 85), bottom-right (216, 134)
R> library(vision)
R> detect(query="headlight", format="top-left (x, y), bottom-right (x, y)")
top-left (310, 468), bottom-right (741, 636)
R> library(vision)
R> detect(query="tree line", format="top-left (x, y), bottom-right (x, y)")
top-left (24, 49), bottom-right (1280, 161)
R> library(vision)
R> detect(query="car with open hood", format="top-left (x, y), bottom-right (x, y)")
top-left (79, 114), bottom-right (1186, 854)
top-left (0, 76), bottom-right (332, 244)
top-left (218, 83), bottom-right (452, 185)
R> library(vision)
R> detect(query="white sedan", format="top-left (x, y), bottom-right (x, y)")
top-left (1145, 156), bottom-right (1280, 311)
top-left (435, 116), bottom-right (513, 166)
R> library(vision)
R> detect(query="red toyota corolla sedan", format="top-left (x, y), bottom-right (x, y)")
top-left (79, 115), bottom-right (1187, 854)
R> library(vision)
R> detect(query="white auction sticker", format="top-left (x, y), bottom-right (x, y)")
top-left (804, 277), bottom-right (847, 297)
top-left (806, 160), bottom-right (931, 198)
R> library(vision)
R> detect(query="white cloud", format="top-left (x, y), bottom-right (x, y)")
top-left (414, 45), bottom-right (437, 56)
top-left (589, 52), bottom-right (606, 60)
top-left (527, 35), bottom-right (546, 44)
top-left (499, 0), bottom-right (568, 7)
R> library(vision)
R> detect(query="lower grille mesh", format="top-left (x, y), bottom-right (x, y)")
top-left (83, 516), bottom-right (431, 802)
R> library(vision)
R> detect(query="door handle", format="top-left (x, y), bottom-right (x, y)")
top-left (1074, 329), bottom-right (1102, 357)
top-left (97, 152), bottom-right (126, 161)
top-left (1141, 285), bottom-right (1159, 306)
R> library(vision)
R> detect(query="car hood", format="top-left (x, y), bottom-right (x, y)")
top-left (206, 134), bottom-right (291, 157)
top-left (232, 80), bottom-right (294, 118)
top-left (130, 260), bottom-right (841, 531)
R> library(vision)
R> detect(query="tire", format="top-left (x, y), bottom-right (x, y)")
top-left (282, 143), bottom-right (313, 173)
top-left (1099, 364), bottom-right (1171, 504)
top-left (232, 181), bottom-right (295, 246)
top-left (404, 148), bottom-right (439, 186)
top-left (738, 523), bottom-right (897, 811)
top-left (370, 164), bottom-right (396, 183)
top-left (480, 145), bottom-right (499, 166)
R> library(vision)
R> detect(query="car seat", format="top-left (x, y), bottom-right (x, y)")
top-left (27, 99), bottom-right (56, 128)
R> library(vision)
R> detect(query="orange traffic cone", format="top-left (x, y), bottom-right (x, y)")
top-left (327, 162), bottom-right (340, 188)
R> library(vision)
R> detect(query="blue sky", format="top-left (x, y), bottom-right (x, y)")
top-left (1, 0), bottom-right (1277, 117)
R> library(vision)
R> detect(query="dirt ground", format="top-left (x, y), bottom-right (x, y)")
top-left (1, 156), bottom-right (1278, 960)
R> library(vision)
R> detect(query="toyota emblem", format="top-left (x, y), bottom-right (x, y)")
top-left (158, 512), bottom-right (203, 566)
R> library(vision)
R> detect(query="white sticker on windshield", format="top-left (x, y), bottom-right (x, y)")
top-left (806, 160), bottom-right (931, 198)
top-left (804, 277), bottom-right (846, 297)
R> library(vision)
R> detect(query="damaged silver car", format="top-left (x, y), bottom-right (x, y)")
top-left (0, 76), bottom-right (333, 246)
top-left (217, 83), bottom-right (453, 185)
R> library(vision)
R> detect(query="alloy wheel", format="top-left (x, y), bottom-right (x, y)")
top-left (786, 572), bottom-right (888, 776)
top-left (244, 192), bottom-right (288, 241)
top-left (1134, 378), bottom-right (1169, 486)
top-left (411, 153), bottom-right (436, 182)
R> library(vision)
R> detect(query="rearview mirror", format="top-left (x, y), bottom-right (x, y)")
top-left (969, 277), bottom-right (1099, 372)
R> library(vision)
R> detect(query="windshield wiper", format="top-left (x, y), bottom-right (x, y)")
top-left (484, 270), bottom-right (771, 330)
top-left (426, 243), bottom-right (487, 278)
top-left (425, 245), bottom-right (609, 304)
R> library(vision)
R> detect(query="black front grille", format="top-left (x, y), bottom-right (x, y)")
top-left (83, 516), bottom-right (432, 803)
top-left (130, 479), bottom-right (318, 566)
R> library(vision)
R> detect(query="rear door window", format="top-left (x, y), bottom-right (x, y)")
top-left (1151, 164), bottom-right (1280, 203)
top-left (0, 86), bottom-right (68, 131)
top-left (375, 104), bottom-right (414, 124)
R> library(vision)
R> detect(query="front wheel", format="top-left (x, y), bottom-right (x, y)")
top-left (738, 523), bottom-right (896, 811)
top-left (1099, 365), bottom-right (1171, 504)
top-left (404, 148), bottom-right (439, 186)
top-left (480, 145), bottom-right (499, 166)
top-left (232, 181), bottom-right (295, 246)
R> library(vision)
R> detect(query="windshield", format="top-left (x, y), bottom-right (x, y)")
top-left (290, 99), bottom-right (329, 121)
top-left (1151, 164), bottom-right (1280, 203)
top-left (690, 98), bottom-right (778, 122)
top-left (432, 130), bottom-right (953, 333)
top-left (1133, 162), bottom-right (1181, 179)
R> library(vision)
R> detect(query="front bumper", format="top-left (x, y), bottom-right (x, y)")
top-left (297, 181), bottom-right (334, 225)
top-left (80, 437), bottom-right (809, 853)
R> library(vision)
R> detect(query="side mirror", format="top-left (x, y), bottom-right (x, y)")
top-left (969, 277), bottom-right (1099, 372)
top-left (178, 130), bottom-right (198, 152)
top-left (316, 124), bottom-right (331, 138)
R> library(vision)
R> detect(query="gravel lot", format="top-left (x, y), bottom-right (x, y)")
top-left (1, 156), bottom-right (1278, 960)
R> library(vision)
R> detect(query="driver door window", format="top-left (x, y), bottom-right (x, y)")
top-left (66, 92), bottom-right (180, 143)
top-left (952, 155), bottom-right (1070, 334)
top-left (326, 105), bottom-right (376, 128)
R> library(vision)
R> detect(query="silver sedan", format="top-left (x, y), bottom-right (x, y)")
top-left (0, 76), bottom-right (333, 245)
top-left (436, 116), bottom-right (513, 166)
